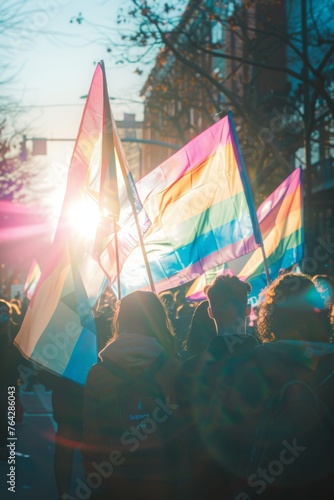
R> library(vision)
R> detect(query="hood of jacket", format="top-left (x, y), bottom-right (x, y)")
top-left (208, 332), bottom-right (258, 360)
top-left (261, 339), bottom-right (334, 358)
top-left (98, 332), bottom-right (165, 374)
top-left (255, 340), bottom-right (334, 374)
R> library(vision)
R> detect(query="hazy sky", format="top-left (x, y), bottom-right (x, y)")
top-left (4, 0), bottom-right (147, 141)
top-left (2, 0), bottom-right (150, 214)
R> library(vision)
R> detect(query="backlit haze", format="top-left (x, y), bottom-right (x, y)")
top-left (2, 0), bottom-right (147, 237)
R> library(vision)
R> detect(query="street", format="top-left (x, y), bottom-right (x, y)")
top-left (0, 384), bottom-right (84, 500)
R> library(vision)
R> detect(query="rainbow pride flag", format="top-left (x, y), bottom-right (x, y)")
top-left (113, 112), bottom-right (262, 296)
top-left (14, 63), bottom-right (127, 384)
top-left (186, 167), bottom-right (304, 304)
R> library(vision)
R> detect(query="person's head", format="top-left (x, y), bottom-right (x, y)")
top-left (0, 299), bottom-right (11, 323)
top-left (205, 275), bottom-right (251, 335)
top-left (186, 300), bottom-right (216, 357)
top-left (9, 299), bottom-right (21, 325)
top-left (159, 290), bottom-right (176, 318)
top-left (257, 272), bottom-right (332, 343)
top-left (0, 299), bottom-right (11, 335)
top-left (312, 274), bottom-right (334, 331)
top-left (94, 285), bottom-right (116, 318)
top-left (10, 298), bottom-right (21, 310)
top-left (312, 274), bottom-right (333, 307)
top-left (112, 290), bottom-right (177, 356)
top-left (174, 289), bottom-right (186, 308)
top-left (175, 301), bottom-right (194, 319)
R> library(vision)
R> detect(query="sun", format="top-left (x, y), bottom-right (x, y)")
top-left (67, 197), bottom-right (100, 240)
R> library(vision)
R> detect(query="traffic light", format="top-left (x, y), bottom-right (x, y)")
top-left (32, 138), bottom-right (47, 155)
top-left (19, 135), bottom-right (27, 161)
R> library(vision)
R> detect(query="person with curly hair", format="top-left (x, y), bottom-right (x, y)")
top-left (256, 272), bottom-right (332, 343)
top-left (312, 273), bottom-right (334, 335)
top-left (207, 272), bottom-right (334, 498)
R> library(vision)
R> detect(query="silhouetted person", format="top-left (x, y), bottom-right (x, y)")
top-left (0, 299), bottom-right (24, 460)
top-left (185, 300), bottom-right (216, 358)
top-left (175, 275), bottom-right (258, 499)
top-left (82, 290), bottom-right (181, 500)
top-left (38, 370), bottom-right (84, 500)
top-left (208, 273), bottom-right (334, 499)
top-left (93, 285), bottom-right (116, 352)
top-left (159, 290), bottom-right (176, 324)
top-left (312, 273), bottom-right (334, 333)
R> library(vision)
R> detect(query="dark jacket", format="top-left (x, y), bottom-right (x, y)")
top-left (82, 332), bottom-right (180, 500)
top-left (207, 340), bottom-right (334, 499)
top-left (175, 333), bottom-right (258, 499)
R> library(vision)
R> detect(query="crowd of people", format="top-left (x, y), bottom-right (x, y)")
top-left (1, 271), bottom-right (334, 499)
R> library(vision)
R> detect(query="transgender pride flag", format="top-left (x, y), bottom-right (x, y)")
top-left (14, 63), bottom-right (131, 384)
top-left (113, 112), bottom-right (263, 296)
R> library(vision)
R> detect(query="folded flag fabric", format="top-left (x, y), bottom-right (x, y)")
top-left (93, 83), bottom-right (150, 287)
top-left (23, 259), bottom-right (41, 301)
top-left (113, 112), bottom-right (262, 297)
top-left (186, 167), bottom-right (304, 305)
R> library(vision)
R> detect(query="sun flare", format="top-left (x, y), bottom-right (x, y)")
top-left (67, 199), bottom-right (99, 239)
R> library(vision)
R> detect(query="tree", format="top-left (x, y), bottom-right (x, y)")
top-left (0, 1), bottom-right (57, 202)
top-left (74, 0), bottom-right (334, 206)
top-left (0, 121), bottom-right (43, 202)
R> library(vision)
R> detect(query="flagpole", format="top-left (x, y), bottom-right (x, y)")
top-left (260, 245), bottom-right (270, 285)
top-left (99, 61), bottom-right (155, 293)
top-left (228, 110), bottom-right (270, 286)
top-left (113, 217), bottom-right (121, 299)
top-left (100, 61), bottom-right (123, 298)
top-left (117, 161), bottom-right (156, 294)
